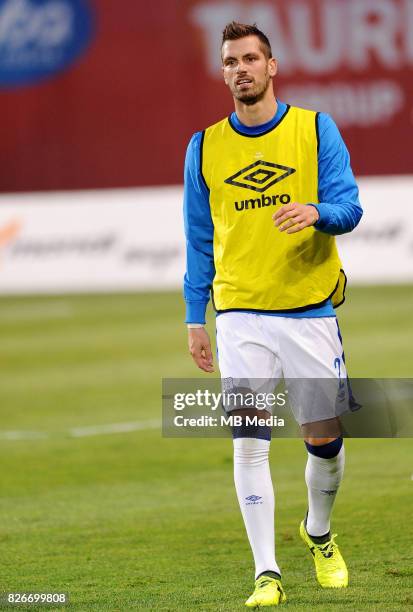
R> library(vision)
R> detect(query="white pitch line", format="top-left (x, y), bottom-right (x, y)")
top-left (0, 419), bottom-right (162, 441)
top-left (69, 419), bottom-right (161, 438)
top-left (0, 430), bottom-right (49, 440)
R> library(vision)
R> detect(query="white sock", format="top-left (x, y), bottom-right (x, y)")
top-left (233, 437), bottom-right (281, 578)
top-left (305, 446), bottom-right (345, 537)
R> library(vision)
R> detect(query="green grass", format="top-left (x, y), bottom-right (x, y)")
top-left (0, 286), bottom-right (412, 610)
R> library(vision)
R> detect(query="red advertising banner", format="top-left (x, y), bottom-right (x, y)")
top-left (0, 0), bottom-right (412, 192)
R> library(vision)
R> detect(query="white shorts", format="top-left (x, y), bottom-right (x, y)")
top-left (216, 312), bottom-right (349, 426)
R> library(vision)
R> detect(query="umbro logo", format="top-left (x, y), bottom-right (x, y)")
top-left (245, 495), bottom-right (262, 504)
top-left (225, 160), bottom-right (296, 193)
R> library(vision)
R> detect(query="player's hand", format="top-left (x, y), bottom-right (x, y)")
top-left (272, 202), bottom-right (319, 234)
top-left (188, 327), bottom-right (214, 373)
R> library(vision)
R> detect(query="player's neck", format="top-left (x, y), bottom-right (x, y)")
top-left (233, 92), bottom-right (278, 127)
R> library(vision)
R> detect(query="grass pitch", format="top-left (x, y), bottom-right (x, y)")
top-left (0, 286), bottom-right (412, 610)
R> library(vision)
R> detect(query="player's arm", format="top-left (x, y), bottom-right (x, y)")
top-left (273, 113), bottom-right (362, 234)
top-left (183, 132), bottom-right (215, 373)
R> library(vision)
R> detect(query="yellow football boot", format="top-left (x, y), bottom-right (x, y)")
top-left (300, 520), bottom-right (348, 588)
top-left (245, 575), bottom-right (287, 608)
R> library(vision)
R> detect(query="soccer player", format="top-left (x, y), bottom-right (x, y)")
top-left (183, 22), bottom-right (362, 607)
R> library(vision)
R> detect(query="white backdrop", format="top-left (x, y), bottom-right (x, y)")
top-left (0, 177), bottom-right (411, 294)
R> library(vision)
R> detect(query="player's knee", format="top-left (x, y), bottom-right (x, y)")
top-left (230, 408), bottom-right (271, 442)
top-left (305, 436), bottom-right (337, 446)
top-left (304, 436), bottom-right (343, 458)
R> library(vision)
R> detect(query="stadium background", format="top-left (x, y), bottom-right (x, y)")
top-left (1, 0), bottom-right (412, 610)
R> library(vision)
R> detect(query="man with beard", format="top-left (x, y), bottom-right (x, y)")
top-left (183, 22), bottom-right (362, 607)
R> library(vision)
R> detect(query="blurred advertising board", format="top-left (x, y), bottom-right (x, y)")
top-left (0, 0), bottom-right (412, 192)
top-left (0, 177), bottom-right (411, 294)
top-left (0, 187), bottom-right (185, 293)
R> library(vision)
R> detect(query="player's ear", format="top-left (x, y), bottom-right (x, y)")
top-left (269, 57), bottom-right (277, 78)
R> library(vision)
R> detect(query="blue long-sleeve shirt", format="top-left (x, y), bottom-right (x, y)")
top-left (184, 101), bottom-right (362, 324)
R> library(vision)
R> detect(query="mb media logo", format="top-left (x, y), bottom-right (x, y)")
top-left (225, 160), bottom-right (296, 193)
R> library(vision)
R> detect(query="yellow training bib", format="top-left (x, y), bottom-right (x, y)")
top-left (201, 105), bottom-right (345, 312)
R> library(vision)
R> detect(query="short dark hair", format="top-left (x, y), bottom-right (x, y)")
top-left (222, 21), bottom-right (272, 59)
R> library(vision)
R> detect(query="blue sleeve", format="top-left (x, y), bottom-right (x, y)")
top-left (183, 132), bottom-right (215, 324)
top-left (311, 113), bottom-right (363, 235)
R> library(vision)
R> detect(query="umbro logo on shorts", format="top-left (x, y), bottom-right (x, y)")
top-left (224, 160), bottom-right (296, 193)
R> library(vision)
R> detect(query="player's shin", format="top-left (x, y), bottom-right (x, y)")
top-left (304, 438), bottom-right (345, 537)
top-left (233, 420), bottom-right (281, 579)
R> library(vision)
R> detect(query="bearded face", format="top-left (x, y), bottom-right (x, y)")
top-left (222, 36), bottom-right (277, 107)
